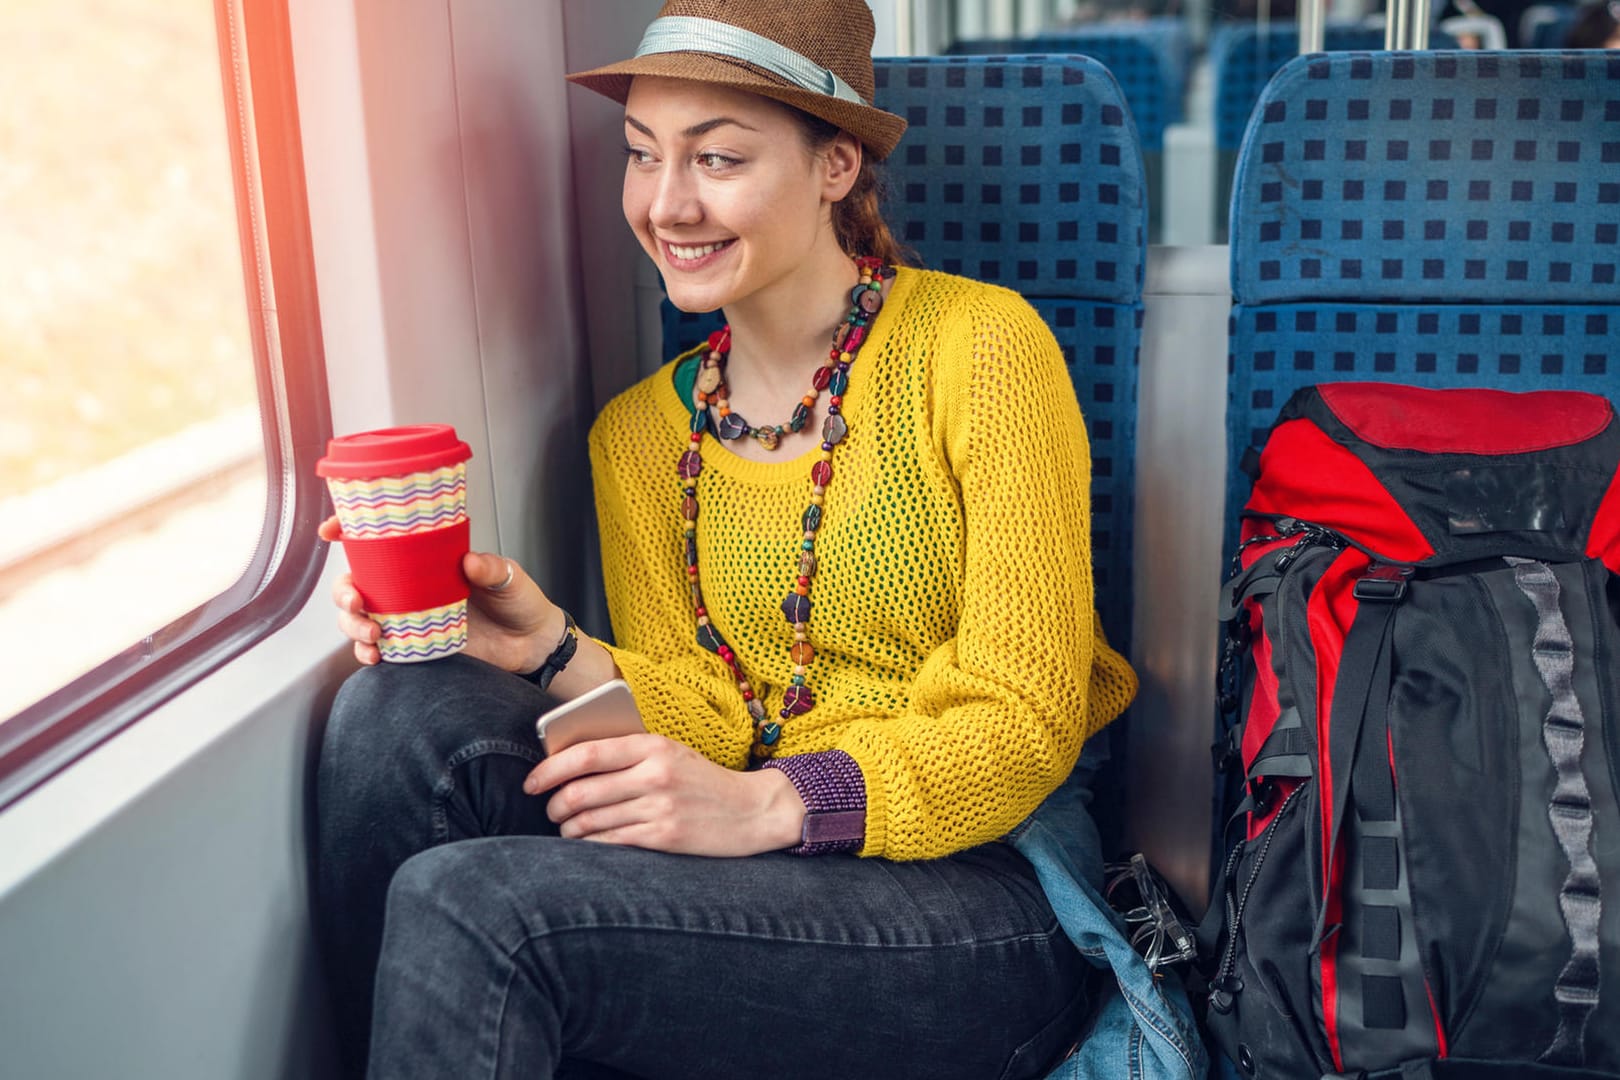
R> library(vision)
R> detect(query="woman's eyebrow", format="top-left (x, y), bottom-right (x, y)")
top-left (623, 115), bottom-right (758, 139)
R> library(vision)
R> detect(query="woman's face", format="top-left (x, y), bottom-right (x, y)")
top-left (621, 77), bottom-right (857, 315)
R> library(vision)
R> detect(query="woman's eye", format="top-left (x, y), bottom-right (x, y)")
top-left (696, 152), bottom-right (741, 170)
top-left (621, 144), bottom-right (654, 166)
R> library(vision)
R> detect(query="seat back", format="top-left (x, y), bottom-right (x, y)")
top-left (947, 29), bottom-right (1181, 145)
top-left (664, 54), bottom-right (1150, 655)
top-left (1225, 50), bottom-right (1620, 550)
top-left (1209, 25), bottom-right (1459, 240)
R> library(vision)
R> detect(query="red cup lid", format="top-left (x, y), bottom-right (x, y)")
top-left (316, 424), bottom-right (472, 480)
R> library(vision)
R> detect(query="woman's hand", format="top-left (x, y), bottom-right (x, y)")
top-left (522, 734), bottom-right (806, 857)
top-left (318, 515), bottom-right (560, 673)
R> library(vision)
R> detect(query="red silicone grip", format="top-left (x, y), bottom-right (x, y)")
top-left (340, 518), bottom-right (471, 614)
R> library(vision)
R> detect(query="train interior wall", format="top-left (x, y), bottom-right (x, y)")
top-left (0, 2), bottom-right (1229, 1075)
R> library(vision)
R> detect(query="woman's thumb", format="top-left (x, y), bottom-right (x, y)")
top-left (465, 551), bottom-right (514, 592)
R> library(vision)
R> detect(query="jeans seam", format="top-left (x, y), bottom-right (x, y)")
top-left (511, 921), bottom-right (1069, 952)
top-left (481, 945), bottom-right (524, 1080)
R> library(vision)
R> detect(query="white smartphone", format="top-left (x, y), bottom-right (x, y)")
top-left (535, 678), bottom-right (646, 755)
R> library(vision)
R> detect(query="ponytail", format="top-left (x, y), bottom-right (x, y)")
top-left (791, 110), bottom-right (915, 268)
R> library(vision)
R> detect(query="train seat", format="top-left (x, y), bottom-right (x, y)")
top-left (1225, 48), bottom-right (1620, 549)
top-left (1210, 25), bottom-right (1460, 239)
top-left (661, 54), bottom-right (1149, 863)
top-left (665, 54), bottom-right (1149, 657)
top-left (945, 31), bottom-right (1178, 240)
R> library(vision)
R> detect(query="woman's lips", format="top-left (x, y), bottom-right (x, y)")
top-left (661, 238), bottom-right (735, 270)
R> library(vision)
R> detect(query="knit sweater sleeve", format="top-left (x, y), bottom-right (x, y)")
top-left (588, 392), bottom-right (756, 771)
top-left (836, 287), bottom-right (1138, 860)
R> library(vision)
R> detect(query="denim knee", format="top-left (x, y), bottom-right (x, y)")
top-left (327, 655), bottom-right (544, 762)
top-left (380, 841), bottom-right (541, 966)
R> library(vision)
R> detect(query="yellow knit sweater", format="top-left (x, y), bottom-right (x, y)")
top-left (588, 266), bottom-right (1137, 860)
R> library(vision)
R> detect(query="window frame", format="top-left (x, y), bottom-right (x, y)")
top-left (0, 0), bottom-right (331, 812)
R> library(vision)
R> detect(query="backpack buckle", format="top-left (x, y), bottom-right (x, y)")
top-left (1352, 563), bottom-right (1413, 602)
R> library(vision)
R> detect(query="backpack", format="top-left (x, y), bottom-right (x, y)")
top-left (1200, 382), bottom-right (1620, 1080)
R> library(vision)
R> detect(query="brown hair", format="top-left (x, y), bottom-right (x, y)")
top-left (791, 112), bottom-right (914, 269)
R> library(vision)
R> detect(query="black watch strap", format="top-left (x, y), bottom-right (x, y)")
top-left (524, 611), bottom-right (578, 691)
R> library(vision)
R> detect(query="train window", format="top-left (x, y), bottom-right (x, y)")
top-left (0, 0), bottom-right (330, 808)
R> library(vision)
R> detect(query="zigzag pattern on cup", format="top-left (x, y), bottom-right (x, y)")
top-left (329, 465), bottom-right (468, 538)
top-left (376, 600), bottom-right (469, 663)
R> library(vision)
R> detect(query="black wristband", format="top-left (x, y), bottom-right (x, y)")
top-left (523, 610), bottom-right (578, 691)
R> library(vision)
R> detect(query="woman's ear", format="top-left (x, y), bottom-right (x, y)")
top-left (819, 131), bottom-right (862, 203)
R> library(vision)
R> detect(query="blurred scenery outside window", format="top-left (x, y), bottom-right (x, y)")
top-left (0, 1), bottom-right (266, 721)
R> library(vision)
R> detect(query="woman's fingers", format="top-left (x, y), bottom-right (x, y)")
top-left (317, 514), bottom-right (342, 543)
top-left (547, 771), bottom-right (659, 832)
top-left (328, 570), bottom-right (381, 648)
top-left (523, 733), bottom-right (655, 795)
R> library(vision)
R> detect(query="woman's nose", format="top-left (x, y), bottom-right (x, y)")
top-left (648, 164), bottom-right (701, 230)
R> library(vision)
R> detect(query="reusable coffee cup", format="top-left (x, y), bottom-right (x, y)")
top-left (316, 425), bottom-right (474, 663)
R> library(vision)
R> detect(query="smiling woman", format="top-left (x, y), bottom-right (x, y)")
top-left (311, 1), bottom-right (1134, 1078)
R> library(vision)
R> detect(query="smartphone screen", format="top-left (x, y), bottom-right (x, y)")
top-left (535, 678), bottom-right (645, 755)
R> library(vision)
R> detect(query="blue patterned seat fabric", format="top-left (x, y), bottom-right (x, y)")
top-left (665, 55), bottom-right (1148, 655)
top-left (1212, 25), bottom-right (1459, 152)
top-left (1225, 50), bottom-right (1620, 549)
top-left (948, 28), bottom-right (1181, 146)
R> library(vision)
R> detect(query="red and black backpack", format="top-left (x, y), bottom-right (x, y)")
top-left (1201, 383), bottom-right (1620, 1080)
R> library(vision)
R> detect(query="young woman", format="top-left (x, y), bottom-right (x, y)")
top-left (315, 2), bottom-right (1136, 1076)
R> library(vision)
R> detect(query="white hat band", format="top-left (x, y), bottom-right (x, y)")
top-left (633, 16), bottom-right (869, 106)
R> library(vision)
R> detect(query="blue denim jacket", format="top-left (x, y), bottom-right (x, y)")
top-left (1009, 770), bottom-right (1210, 1080)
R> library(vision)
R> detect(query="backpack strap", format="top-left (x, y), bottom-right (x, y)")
top-left (1509, 558), bottom-right (1603, 1068)
top-left (1316, 563), bottom-right (1441, 1069)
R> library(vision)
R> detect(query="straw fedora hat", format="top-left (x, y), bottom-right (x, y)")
top-left (567, 0), bottom-right (908, 160)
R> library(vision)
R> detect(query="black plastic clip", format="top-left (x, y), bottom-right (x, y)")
top-left (1352, 563), bottom-right (1413, 603)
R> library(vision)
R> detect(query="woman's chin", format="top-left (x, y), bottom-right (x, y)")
top-left (663, 284), bottom-right (730, 316)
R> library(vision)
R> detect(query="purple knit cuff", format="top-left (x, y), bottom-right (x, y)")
top-left (761, 750), bottom-right (867, 856)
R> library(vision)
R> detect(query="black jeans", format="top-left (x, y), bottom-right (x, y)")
top-left (314, 654), bottom-right (1092, 1079)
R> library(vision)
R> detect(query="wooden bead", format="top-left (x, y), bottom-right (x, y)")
top-left (791, 642), bottom-right (814, 665)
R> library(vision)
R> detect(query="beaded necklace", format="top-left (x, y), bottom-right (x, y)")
top-left (678, 256), bottom-right (890, 761)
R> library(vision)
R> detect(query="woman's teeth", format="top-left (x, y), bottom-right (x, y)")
top-left (668, 240), bottom-right (730, 260)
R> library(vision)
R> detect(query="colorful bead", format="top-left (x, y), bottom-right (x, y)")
top-left (677, 261), bottom-right (889, 758)
top-left (781, 593), bottom-right (811, 623)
